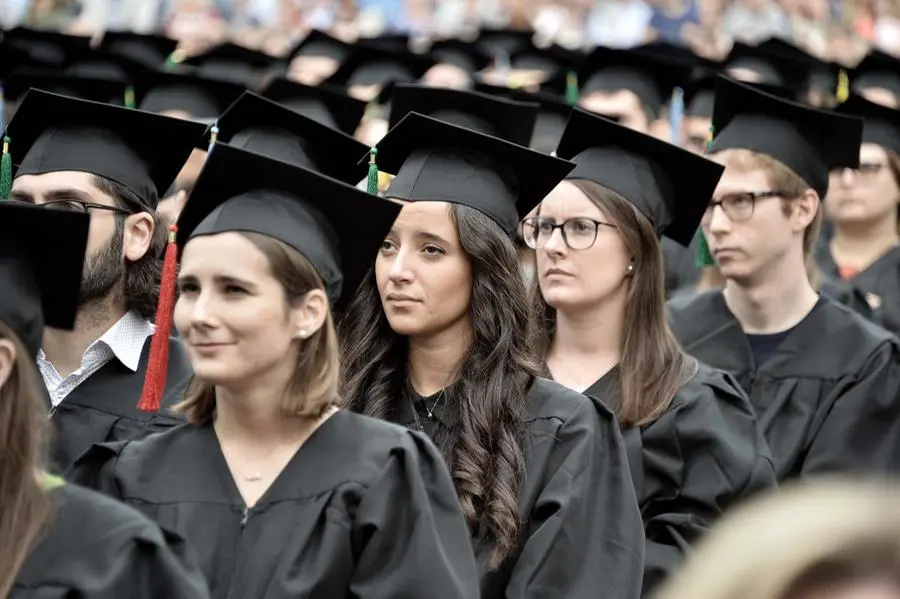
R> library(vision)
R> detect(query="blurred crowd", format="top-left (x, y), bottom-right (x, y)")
top-left (2, 0), bottom-right (899, 66)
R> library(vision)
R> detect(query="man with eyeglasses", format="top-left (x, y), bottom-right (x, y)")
top-left (4, 89), bottom-right (206, 472)
top-left (667, 76), bottom-right (900, 480)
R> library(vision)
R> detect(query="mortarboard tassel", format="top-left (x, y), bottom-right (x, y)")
top-left (0, 136), bottom-right (12, 200)
top-left (138, 224), bottom-right (179, 412)
top-left (836, 69), bottom-right (850, 104)
top-left (695, 230), bottom-right (715, 267)
top-left (565, 71), bottom-right (579, 107)
top-left (41, 472), bottom-right (65, 490)
top-left (367, 147), bottom-right (379, 195)
top-left (669, 87), bottom-right (684, 145)
top-left (705, 123), bottom-right (715, 153)
top-left (207, 121), bottom-right (219, 154)
top-left (125, 86), bottom-right (136, 109)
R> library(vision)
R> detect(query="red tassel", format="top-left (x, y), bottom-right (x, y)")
top-left (138, 224), bottom-right (179, 412)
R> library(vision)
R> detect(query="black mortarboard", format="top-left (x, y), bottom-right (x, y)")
top-left (556, 107), bottom-right (724, 246)
top-left (7, 89), bottom-right (207, 207)
top-left (288, 29), bottom-right (351, 62)
top-left (135, 71), bottom-right (245, 120)
top-left (181, 43), bottom-right (280, 88)
top-left (99, 32), bottom-right (178, 68)
top-left (722, 42), bottom-right (807, 89)
top-left (683, 74), bottom-right (795, 118)
top-left (428, 39), bottom-right (493, 73)
top-left (357, 33), bottom-right (412, 53)
top-left (211, 91), bottom-right (368, 184)
top-left (325, 45), bottom-right (435, 88)
top-left (261, 77), bottom-right (366, 135)
top-left (0, 41), bottom-right (49, 78)
top-left (474, 81), bottom-right (573, 152)
top-left (0, 201), bottom-right (89, 358)
top-left (756, 38), bottom-right (842, 94)
top-left (2, 68), bottom-right (128, 105)
top-left (373, 111), bottom-right (575, 233)
top-left (836, 94), bottom-right (900, 157)
top-left (2, 28), bottom-right (91, 66)
top-left (177, 143), bottom-right (400, 307)
top-left (64, 50), bottom-right (153, 82)
top-left (577, 47), bottom-right (692, 116)
top-left (388, 84), bottom-right (538, 146)
top-left (851, 50), bottom-right (900, 98)
top-left (709, 76), bottom-right (863, 198)
top-left (509, 44), bottom-right (579, 74)
top-left (637, 41), bottom-right (716, 72)
top-left (475, 27), bottom-right (534, 58)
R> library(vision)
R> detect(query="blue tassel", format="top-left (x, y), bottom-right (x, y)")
top-left (669, 87), bottom-right (684, 146)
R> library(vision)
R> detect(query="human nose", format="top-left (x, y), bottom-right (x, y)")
top-left (542, 226), bottom-right (567, 254)
top-left (387, 247), bottom-right (414, 284)
top-left (185, 289), bottom-right (217, 329)
top-left (707, 203), bottom-right (732, 235)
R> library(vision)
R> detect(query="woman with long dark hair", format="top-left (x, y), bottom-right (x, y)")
top-left (71, 144), bottom-right (480, 599)
top-left (0, 201), bottom-right (208, 598)
top-left (340, 112), bottom-right (645, 599)
top-left (525, 109), bottom-right (777, 593)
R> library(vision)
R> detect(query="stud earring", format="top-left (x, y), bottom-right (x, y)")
top-left (626, 263), bottom-right (634, 275)
top-left (299, 329), bottom-right (309, 339)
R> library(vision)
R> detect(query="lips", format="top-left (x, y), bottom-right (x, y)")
top-left (544, 268), bottom-right (572, 277)
top-left (386, 293), bottom-right (420, 303)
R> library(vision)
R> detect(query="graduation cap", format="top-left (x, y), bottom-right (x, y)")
top-left (556, 107), bottom-right (724, 246)
top-left (211, 91), bottom-right (369, 184)
top-left (755, 38), bottom-right (844, 96)
top-left (836, 94), bottom-right (900, 157)
top-left (325, 44), bottom-right (435, 89)
top-left (0, 41), bottom-right (50, 78)
top-left (373, 111), bottom-right (575, 234)
top-left (475, 27), bottom-right (535, 59)
top-left (1, 68), bottom-right (129, 105)
top-left (722, 42), bottom-right (808, 90)
top-left (682, 74), bottom-right (796, 119)
top-left (176, 143), bottom-right (400, 309)
top-left (2, 28), bottom-right (91, 66)
top-left (99, 32), bottom-right (178, 68)
top-left (473, 81), bottom-right (574, 152)
top-left (0, 201), bottom-right (89, 358)
top-left (134, 71), bottom-right (245, 120)
top-left (577, 47), bottom-right (693, 117)
top-left (509, 44), bottom-right (579, 75)
top-left (708, 76), bottom-right (863, 199)
top-left (6, 89), bottom-right (208, 207)
top-left (64, 50), bottom-right (153, 83)
top-left (357, 33), bottom-right (411, 53)
top-left (637, 41), bottom-right (717, 73)
top-left (851, 50), bottom-right (900, 99)
top-left (288, 29), bottom-right (351, 62)
top-left (181, 43), bottom-right (281, 88)
top-left (428, 39), bottom-right (493, 73)
top-left (261, 77), bottom-right (366, 135)
top-left (388, 84), bottom-right (538, 147)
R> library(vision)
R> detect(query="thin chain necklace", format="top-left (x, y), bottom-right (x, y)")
top-left (407, 385), bottom-right (446, 432)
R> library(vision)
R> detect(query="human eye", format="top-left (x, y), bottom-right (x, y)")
top-left (45, 200), bottom-right (86, 213)
top-left (729, 193), bottom-right (754, 209)
top-left (568, 218), bottom-right (596, 236)
top-left (422, 245), bottom-right (446, 257)
top-left (177, 281), bottom-right (199, 295)
top-left (380, 239), bottom-right (398, 254)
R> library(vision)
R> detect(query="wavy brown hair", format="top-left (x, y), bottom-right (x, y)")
top-left (0, 321), bottom-right (54, 598)
top-left (339, 204), bottom-right (538, 570)
top-left (176, 232), bottom-right (341, 422)
top-left (529, 179), bottom-right (698, 428)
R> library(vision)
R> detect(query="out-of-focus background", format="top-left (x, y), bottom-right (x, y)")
top-left (2, 0), bottom-right (898, 65)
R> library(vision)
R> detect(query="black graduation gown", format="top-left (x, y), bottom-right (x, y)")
top-left (661, 236), bottom-right (700, 298)
top-left (394, 377), bottom-right (645, 599)
top-left (667, 290), bottom-right (900, 479)
top-left (68, 410), bottom-right (481, 599)
top-left (50, 334), bottom-right (192, 473)
top-left (14, 482), bottom-right (209, 598)
top-left (816, 242), bottom-right (900, 336)
top-left (583, 363), bottom-right (777, 595)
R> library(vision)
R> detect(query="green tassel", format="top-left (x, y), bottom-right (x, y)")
top-left (125, 86), bottom-right (136, 109)
top-left (0, 136), bottom-right (12, 200)
top-left (565, 70), bottom-right (579, 106)
top-left (695, 230), bottom-right (715, 267)
top-left (41, 472), bottom-right (65, 490)
top-left (705, 124), bottom-right (715, 153)
top-left (367, 147), bottom-right (379, 195)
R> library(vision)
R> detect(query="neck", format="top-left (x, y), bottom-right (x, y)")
top-left (42, 298), bottom-right (127, 377)
top-left (407, 322), bottom-right (473, 397)
top-left (831, 217), bottom-right (900, 270)
top-left (723, 250), bottom-right (819, 334)
top-left (552, 297), bottom-right (624, 361)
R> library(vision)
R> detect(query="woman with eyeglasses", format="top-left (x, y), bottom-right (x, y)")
top-left (818, 95), bottom-right (900, 336)
top-left (0, 202), bottom-right (209, 599)
top-left (340, 112), bottom-right (646, 599)
top-left (525, 108), bottom-right (777, 595)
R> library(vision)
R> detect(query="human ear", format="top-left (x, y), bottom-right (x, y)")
top-left (791, 189), bottom-right (819, 232)
top-left (0, 339), bottom-right (18, 392)
top-left (289, 289), bottom-right (329, 340)
top-left (123, 211), bottom-right (155, 262)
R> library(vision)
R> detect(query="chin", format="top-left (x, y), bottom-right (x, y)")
top-left (541, 288), bottom-right (584, 311)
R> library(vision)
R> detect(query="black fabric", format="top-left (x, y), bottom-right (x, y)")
top-left (1, 67), bottom-right (128, 104)
top-left (51, 335), bottom-right (191, 473)
top-left (836, 94), bottom-right (900, 156)
top-left (69, 410), bottom-right (480, 599)
top-left (392, 377), bottom-right (646, 599)
top-left (584, 363), bottom-right (776, 596)
top-left (668, 290), bottom-right (900, 479)
top-left (261, 78), bottom-right (367, 136)
top-left (14, 483), bottom-right (210, 598)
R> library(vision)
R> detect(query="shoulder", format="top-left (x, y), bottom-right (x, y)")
top-left (816, 296), bottom-right (897, 353)
top-left (666, 289), bottom-right (720, 318)
top-left (526, 377), bottom-right (618, 429)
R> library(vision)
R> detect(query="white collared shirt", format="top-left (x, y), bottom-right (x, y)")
top-left (38, 311), bottom-right (156, 408)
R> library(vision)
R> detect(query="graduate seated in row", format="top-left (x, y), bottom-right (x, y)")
top-left (524, 107), bottom-right (778, 594)
top-left (668, 77), bottom-right (900, 479)
top-left (70, 143), bottom-right (480, 599)
top-left (3, 89), bottom-right (207, 472)
top-left (0, 201), bottom-right (209, 599)
top-left (340, 112), bottom-right (646, 599)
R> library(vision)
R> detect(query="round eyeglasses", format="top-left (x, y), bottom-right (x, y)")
top-left (521, 216), bottom-right (617, 251)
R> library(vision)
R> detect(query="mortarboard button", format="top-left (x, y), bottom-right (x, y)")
top-left (260, 77), bottom-right (367, 135)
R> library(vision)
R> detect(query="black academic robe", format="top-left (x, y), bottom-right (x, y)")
top-left (816, 243), bottom-right (900, 337)
top-left (50, 334), bottom-right (192, 473)
top-left (584, 363), bottom-right (777, 595)
top-left (394, 377), bottom-right (645, 599)
top-left (68, 410), bottom-right (480, 599)
top-left (667, 290), bottom-right (900, 479)
top-left (14, 482), bottom-right (209, 598)
top-left (661, 237), bottom-right (700, 298)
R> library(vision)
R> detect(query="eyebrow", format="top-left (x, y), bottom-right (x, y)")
top-left (176, 273), bottom-right (259, 290)
top-left (387, 228), bottom-right (453, 246)
top-left (8, 188), bottom-right (97, 204)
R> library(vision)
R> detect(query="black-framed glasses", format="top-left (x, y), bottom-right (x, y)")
top-left (702, 190), bottom-right (794, 224)
top-left (521, 216), bottom-right (617, 250)
top-left (32, 199), bottom-right (132, 215)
